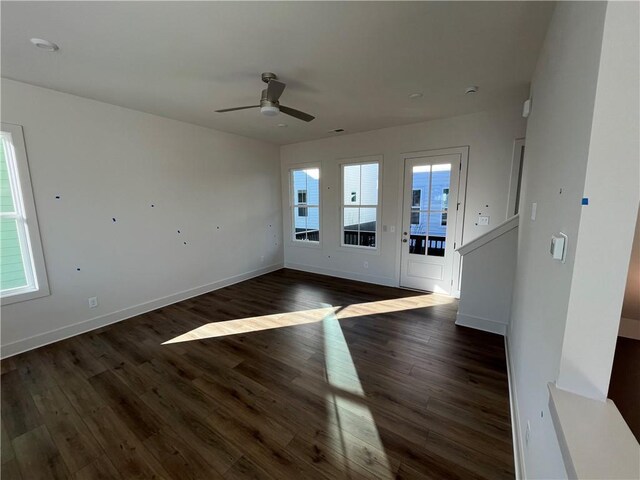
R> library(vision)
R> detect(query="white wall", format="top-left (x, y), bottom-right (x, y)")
top-left (0, 79), bottom-right (283, 357)
top-left (557, 0), bottom-right (640, 400)
top-left (507, 1), bottom-right (639, 478)
top-left (280, 105), bottom-right (527, 287)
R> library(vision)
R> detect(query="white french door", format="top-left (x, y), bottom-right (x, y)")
top-left (400, 147), bottom-right (467, 294)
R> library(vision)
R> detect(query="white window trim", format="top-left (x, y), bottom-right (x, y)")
top-left (339, 155), bottom-right (383, 252)
top-left (288, 163), bottom-right (321, 247)
top-left (0, 123), bottom-right (50, 305)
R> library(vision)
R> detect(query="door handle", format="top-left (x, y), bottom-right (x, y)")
top-left (402, 239), bottom-right (408, 243)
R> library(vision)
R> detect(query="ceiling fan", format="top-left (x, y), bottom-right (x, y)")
top-left (215, 72), bottom-right (315, 122)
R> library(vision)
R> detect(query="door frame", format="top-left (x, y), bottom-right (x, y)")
top-left (506, 138), bottom-right (526, 218)
top-left (396, 146), bottom-right (469, 296)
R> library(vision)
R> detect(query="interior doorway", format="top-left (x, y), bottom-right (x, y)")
top-left (399, 147), bottom-right (468, 294)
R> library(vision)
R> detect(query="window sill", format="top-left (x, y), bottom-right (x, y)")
top-left (1, 286), bottom-right (50, 306)
top-left (288, 240), bottom-right (322, 249)
top-left (337, 244), bottom-right (382, 255)
top-left (548, 383), bottom-right (639, 480)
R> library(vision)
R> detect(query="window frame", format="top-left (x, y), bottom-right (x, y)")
top-left (289, 164), bottom-right (321, 246)
top-left (0, 123), bottom-right (49, 305)
top-left (340, 156), bottom-right (382, 251)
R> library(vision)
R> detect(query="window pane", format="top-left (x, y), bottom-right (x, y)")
top-left (292, 170), bottom-right (307, 205)
top-left (360, 231), bottom-right (376, 248)
top-left (343, 165), bottom-right (361, 205)
top-left (305, 168), bottom-right (320, 205)
top-left (359, 207), bottom-right (376, 232)
top-left (412, 165), bottom-right (430, 210)
top-left (293, 206), bottom-right (308, 240)
top-left (359, 207), bottom-right (376, 247)
top-left (306, 207), bottom-right (319, 239)
top-left (292, 168), bottom-right (320, 243)
top-left (427, 212), bottom-right (447, 257)
top-left (430, 164), bottom-right (451, 211)
top-left (360, 163), bottom-right (379, 205)
top-left (0, 218), bottom-right (28, 290)
top-left (0, 140), bottom-right (15, 213)
top-left (343, 207), bottom-right (359, 230)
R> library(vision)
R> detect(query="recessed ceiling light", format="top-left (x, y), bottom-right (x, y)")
top-left (408, 92), bottom-right (423, 99)
top-left (30, 38), bottom-right (59, 51)
top-left (465, 86), bottom-right (479, 95)
top-left (277, 123), bottom-right (288, 128)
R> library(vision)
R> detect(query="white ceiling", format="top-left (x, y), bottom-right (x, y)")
top-left (1, 2), bottom-right (554, 145)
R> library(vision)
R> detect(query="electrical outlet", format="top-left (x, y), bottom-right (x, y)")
top-left (478, 215), bottom-right (490, 226)
top-left (88, 297), bottom-right (98, 309)
top-left (363, 261), bottom-right (369, 269)
top-left (525, 421), bottom-right (531, 447)
top-left (260, 255), bottom-right (264, 263)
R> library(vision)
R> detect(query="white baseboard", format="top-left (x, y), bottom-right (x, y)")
top-left (505, 336), bottom-right (526, 480)
top-left (455, 312), bottom-right (507, 335)
top-left (618, 316), bottom-right (640, 340)
top-left (284, 262), bottom-right (398, 288)
top-left (1, 263), bottom-right (284, 359)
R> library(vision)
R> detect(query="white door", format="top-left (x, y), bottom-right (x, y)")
top-left (400, 148), bottom-right (467, 294)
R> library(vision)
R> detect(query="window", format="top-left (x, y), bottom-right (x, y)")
top-left (290, 167), bottom-right (320, 243)
top-left (1, 123), bottom-right (49, 304)
top-left (342, 160), bottom-right (379, 248)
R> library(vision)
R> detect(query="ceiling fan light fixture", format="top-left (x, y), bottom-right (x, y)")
top-left (260, 105), bottom-right (279, 116)
top-left (30, 38), bottom-right (59, 51)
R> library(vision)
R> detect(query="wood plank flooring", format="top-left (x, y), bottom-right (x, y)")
top-left (1, 269), bottom-right (514, 479)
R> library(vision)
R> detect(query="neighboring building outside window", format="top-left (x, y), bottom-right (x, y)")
top-left (291, 167), bottom-right (320, 242)
top-left (342, 161), bottom-right (379, 248)
top-left (0, 123), bottom-right (49, 304)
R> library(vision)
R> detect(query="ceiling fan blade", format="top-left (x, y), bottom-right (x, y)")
top-left (215, 105), bottom-right (259, 113)
top-left (266, 80), bottom-right (286, 102)
top-left (280, 105), bottom-right (315, 122)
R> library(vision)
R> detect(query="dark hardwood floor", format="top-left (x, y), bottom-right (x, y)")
top-left (1, 269), bottom-right (514, 479)
top-left (608, 336), bottom-right (640, 442)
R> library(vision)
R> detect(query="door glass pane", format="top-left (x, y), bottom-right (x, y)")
top-left (430, 164), bottom-right (451, 210)
top-left (409, 209), bottom-right (427, 255)
top-left (412, 165), bottom-right (430, 210)
top-left (360, 163), bottom-right (379, 205)
top-left (427, 212), bottom-right (447, 257)
top-left (0, 218), bottom-right (27, 290)
top-left (343, 165), bottom-right (361, 205)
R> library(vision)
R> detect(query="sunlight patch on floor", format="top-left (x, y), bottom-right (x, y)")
top-left (162, 294), bottom-right (453, 344)
top-left (321, 306), bottom-right (394, 479)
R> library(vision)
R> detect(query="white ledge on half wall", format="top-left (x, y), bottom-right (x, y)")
top-left (548, 383), bottom-right (640, 480)
top-left (456, 214), bottom-right (519, 256)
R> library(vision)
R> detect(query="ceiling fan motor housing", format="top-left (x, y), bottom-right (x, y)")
top-left (261, 72), bottom-right (278, 83)
top-left (260, 88), bottom-right (280, 116)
